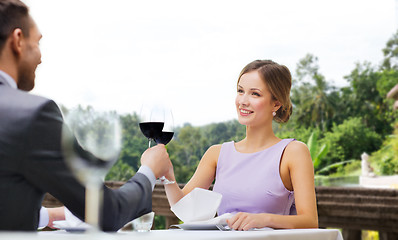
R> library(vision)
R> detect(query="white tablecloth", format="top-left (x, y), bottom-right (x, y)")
top-left (0, 229), bottom-right (343, 240)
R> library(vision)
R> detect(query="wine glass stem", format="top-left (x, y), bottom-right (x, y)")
top-left (148, 139), bottom-right (151, 148)
top-left (85, 180), bottom-right (103, 232)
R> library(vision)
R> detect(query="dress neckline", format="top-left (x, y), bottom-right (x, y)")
top-left (232, 139), bottom-right (285, 154)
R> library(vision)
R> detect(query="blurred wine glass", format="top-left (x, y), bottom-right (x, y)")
top-left (61, 106), bottom-right (122, 232)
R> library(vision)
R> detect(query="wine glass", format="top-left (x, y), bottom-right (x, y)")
top-left (139, 103), bottom-right (164, 148)
top-left (154, 106), bottom-right (174, 145)
top-left (61, 106), bottom-right (122, 232)
top-left (139, 103), bottom-right (175, 184)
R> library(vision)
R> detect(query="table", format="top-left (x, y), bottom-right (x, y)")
top-left (0, 229), bottom-right (343, 240)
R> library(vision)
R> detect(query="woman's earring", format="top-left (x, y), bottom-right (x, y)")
top-left (272, 111), bottom-right (276, 117)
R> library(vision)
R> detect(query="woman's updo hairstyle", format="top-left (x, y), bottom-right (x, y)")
top-left (237, 60), bottom-right (293, 123)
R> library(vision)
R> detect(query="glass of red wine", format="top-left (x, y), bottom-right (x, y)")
top-left (155, 105), bottom-right (174, 145)
top-left (139, 103), bottom-right (164, 148)
top-left (139, 103), bottom-right (175, 184)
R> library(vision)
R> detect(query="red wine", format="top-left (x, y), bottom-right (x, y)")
top-left (155, 131), bottom-right (174, 145)
top-left (139, 122), bottom-right (164, 139)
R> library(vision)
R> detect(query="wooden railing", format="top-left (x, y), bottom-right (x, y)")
top-left (316, 186), bottom-right (398, 240)
top-left (42, 183), bottom-right (398, 240)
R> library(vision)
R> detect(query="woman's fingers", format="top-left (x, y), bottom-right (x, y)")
top-left (227, 212), bottom-right (247, 230)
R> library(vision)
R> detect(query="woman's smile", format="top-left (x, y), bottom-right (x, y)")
top-left (239, 108), bottom-right (254, 116)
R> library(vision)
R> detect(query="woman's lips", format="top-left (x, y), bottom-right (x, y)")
top-left (239, 108), bottom-right (253, 116)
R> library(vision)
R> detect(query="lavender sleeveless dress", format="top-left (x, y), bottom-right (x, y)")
top-left (213, 139), bottom-right (296, 216)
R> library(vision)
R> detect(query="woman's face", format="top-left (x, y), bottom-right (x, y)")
top-left (235, 70), bottom-right (278, 127)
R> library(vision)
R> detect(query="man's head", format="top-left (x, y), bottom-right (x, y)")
top-left (0, 0), bottom-right (42, 91)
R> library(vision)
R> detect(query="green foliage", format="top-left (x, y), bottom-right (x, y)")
top-left (274, 122), bottom-right (316, 142)
top-left (324, 160), bottom-right (361, 177)
top-left (153, 215), bottom-right (165, 230)
top-left (105, 159), bottom-right (136, 181)
top-left (307, 131), bottom-right (329, 169)
top-left (381, 29), bottom-right (398, 70)
top-left (333, 160), bottom-right (362, 177)
top-left (323, 117), bottom-right (382, 168)
top-left (203, 121), bottom-right (246, 145)
top-left (369, 123), bottom-right (398, 175)
top-left (376, 70), bottom-right (398, 97)
top-left (342, 62), bottom-right (396, 136)
top-left (316, 160), bottom-right (356, 176)
top-left (118, 113), bottom-right (147, 171)
top-left (291, 54), bottom-right (338, 131)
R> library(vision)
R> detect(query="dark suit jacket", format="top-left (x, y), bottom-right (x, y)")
top-left (0, 75), bottom-right (152, 231)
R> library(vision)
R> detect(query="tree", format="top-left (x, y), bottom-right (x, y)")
top-left (105, 159), bottom-right (136, 181)
top-left (381, 30), bottom-right (398, 70)
top-left (343, 62), bottom-right (397, 136)
top-left (117, 113), bottom-right (147, 171)
top-left (204, 120), bottom-right (246, 145)
top-left (323, 117), bottom-right (382, 167)
top-left (292, 54), bottom-right (337, 131)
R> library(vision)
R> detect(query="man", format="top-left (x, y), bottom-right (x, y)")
top-left (0, 0), bottom-right (172, 231)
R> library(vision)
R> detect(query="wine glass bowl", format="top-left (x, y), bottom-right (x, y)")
top-left (139, 103), bottom-right (166, 147)
top-left (61, 106), bottom-right (122, 231)
top-left (154, 106), bottom-right (174, 145)
top-left (139, 103), bottom-right (175, 184)
top-left (139, 122), bottom-right (164, 145)
top-left (62, 107), bottom-right (122, 183)
top-left (154, 131), bottom-right (174, 145)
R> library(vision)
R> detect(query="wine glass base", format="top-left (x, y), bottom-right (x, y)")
top-left (156, 177), bottom-right (175, 185)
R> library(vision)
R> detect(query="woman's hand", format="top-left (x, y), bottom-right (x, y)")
top-left (164, 162), bottom-right (176, 182)
top-left (226, 212), bottom-right (268, 231)
top-left (47, 207), bottom-right (65, 229)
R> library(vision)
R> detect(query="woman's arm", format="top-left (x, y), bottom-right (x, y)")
top-left (285, 141), bottom-right (318, 228)
top-left (227, 141), bottom-right (318, 230)
top-left (164, 144), bottom-right (220, 206)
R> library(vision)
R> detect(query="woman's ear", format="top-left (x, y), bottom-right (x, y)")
top-left (273, 100), bottom-right (282, 112)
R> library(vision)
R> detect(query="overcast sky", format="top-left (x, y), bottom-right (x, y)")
top-left (24, 0), bottom-right (396, 127)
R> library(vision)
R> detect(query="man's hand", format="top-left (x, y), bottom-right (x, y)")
top-left (140, 144), bottom-right (172, 179)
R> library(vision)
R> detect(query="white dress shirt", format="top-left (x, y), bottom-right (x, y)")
top-left (0, 70), bottom-right (17, 89)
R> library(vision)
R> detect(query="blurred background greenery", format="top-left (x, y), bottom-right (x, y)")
top-left (59, 30), bottom-right (398, 184)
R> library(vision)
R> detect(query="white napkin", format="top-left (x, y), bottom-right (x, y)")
top-left (170, 188), bottom-right (222, 223)
top-left (53, 207), bottom-right (91, 229)
top-left (184, 212), bottom-right (235, 225)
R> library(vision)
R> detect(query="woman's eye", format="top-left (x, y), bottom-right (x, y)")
top-left (237, 89), bottom-right (244, 93)
top-left (252, 92), bottom-right (260, 96)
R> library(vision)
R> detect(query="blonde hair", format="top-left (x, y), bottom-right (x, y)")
top-left (237, 60), bottom-right (293, 123)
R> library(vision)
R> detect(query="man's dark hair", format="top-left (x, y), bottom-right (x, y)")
top-left (0, 0), bottom-right (31, 52)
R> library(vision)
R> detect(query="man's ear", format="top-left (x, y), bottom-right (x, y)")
top-left (10, 28), bottom-right (24, 55)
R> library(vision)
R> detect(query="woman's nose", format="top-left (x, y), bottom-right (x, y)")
top-left (238, 94), bottom-right (249, 106)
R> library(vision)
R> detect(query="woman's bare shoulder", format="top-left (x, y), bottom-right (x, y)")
top-left (285, 140), bottom-right (309, 152)
top-left (204, 144), bottom-right (222, 158)
top-left (284, 140), bottom-right (312, 165)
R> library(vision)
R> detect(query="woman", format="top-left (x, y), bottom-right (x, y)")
top-left (164, 60), bottom-right (318, 230)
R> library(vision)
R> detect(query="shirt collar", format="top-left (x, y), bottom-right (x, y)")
top-left (0, 70), bottom-right (17, 89)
